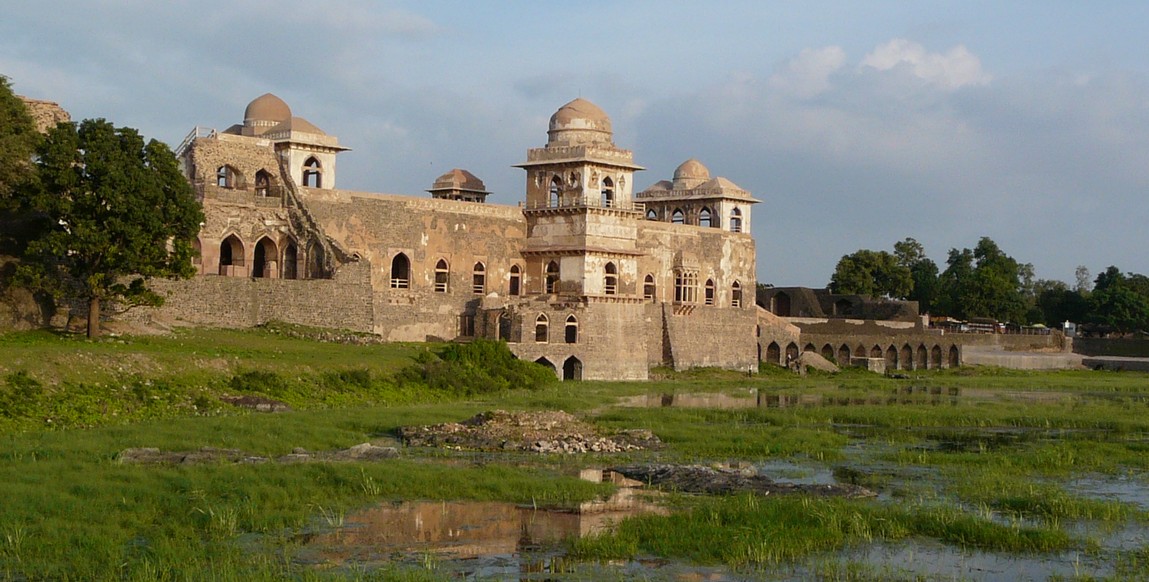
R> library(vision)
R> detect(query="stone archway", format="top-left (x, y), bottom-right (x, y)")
top-left (766, 342), bottom-right (781, 365)
top-left (562, 356), bottom-right (583, 381)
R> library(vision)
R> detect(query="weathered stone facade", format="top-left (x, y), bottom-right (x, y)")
top-left (134, 95), bottom-right (760, 380)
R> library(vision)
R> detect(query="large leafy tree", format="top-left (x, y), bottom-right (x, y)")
top-left (936, 237), bottom-right (1028, 323)
top-left (16, 118), bottom-right (203, 337)
top-left (829, 249), bottom-right (912, 299)
top-left (0, 76), bottom-right (42, 252)
top-left (894, 237), bottom-right (939, 312)
top-left (1088, 266), bottom-right (1149, 333)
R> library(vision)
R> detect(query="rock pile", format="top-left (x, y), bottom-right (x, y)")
top-left (397, 410), bottom-right (661, 454)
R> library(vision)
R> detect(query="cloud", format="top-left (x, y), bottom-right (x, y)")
top-left (860, 39), bottom-right (991, 89)
top-left (633, 39), bottom-right (1149, 285)
top-left (768, 46), bottom-right (846, 98)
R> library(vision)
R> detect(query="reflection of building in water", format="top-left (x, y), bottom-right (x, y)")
top-left (308, 488), bottom-right (665, 565)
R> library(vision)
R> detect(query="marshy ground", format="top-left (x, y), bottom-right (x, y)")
top-left (1, 326), bottom-right (1148, 580)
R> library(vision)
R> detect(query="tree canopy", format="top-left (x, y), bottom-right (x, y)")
top-left (15, 118), bottom-right (203, 337)
top-left (829, 248), bottom-right (912, 299)
top-left (0, 76), bottom-right (39, 206)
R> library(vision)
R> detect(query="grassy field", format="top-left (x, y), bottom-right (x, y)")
top-left (2, 327), bottom-right (1149, 580)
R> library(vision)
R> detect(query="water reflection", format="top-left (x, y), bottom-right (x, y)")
top-left (302, 487), bottom-right (667, 567)
top-left (620, 388), bottom-right (963, 410)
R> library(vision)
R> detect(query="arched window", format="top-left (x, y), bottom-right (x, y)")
top-left (303, 157), bottom-right (322, 188)
top-left (643, 274), bottom-right (656, 301)
top-left (549, 176), bottom-right (562, 207)
top-left (282, 240), bottom-right (298, 279)
top-left (562, 356), bottom-right (582, 381)
top-left (730, 207), bottom-right (743, 233)
top-left (671, 208), bottom-right (685, 224)
top-left (545, 261), bottom-right (560, 294)
top-left (434, 259), bottom-right (449, 293)
top-left (646, 209), bottom-right (658, 221)
top-left (255, 170), bottom-right (271, 196)
top-left (390, 253), bottom-right (410, 289)
top-left (704, 279), bottom-right (715, 305)
top-left (565, 314), bottom-right (578, 344)
top-left (674, 269), bottom-right (698, 304)
top-left (604, 262), bottom-right (618, 295)
top-left (699, 207), bottom-right (713, 228)
top-left (731, 281), bottom-right (742, 308)
top-left (509, 264), bottom-right (522, 296)
top-left (472, 262), bottom-right (486, 294)
top-left (535, 314), bottom-right (549, 343)
top-left (601, 177), bottom-right (614, 208)
top-left (216, 165), bottom-right (241, 188)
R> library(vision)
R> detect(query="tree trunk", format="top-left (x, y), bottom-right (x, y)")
top-left (87, 296), bottom-right (100, 338)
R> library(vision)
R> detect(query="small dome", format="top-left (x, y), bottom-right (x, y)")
top-left (547, 98), bottom-right (612, 145)
top-left (431, 168), bottom-right (486, 192)
top-left (673, 159), bottom-right (710, 181)
top-left (244, 93), bottom-right (292, 124)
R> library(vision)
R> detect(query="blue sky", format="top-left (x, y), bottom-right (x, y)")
top-left (4, 1), bottom-right (1149, 287)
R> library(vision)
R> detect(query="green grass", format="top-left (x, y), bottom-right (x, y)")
top-left (5, 327), bottom-right (1149, 578)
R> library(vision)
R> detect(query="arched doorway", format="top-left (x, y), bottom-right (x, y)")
top-left (218, 235), bottom-right (244, 276)
top-left (949, 345), bottom-right (960, 368)
top-left (252, 237), bottom-right (278, 278)
top-left (785, 343), bottom-right (799, 364)
top-left (390, 253), bottom-right (410, 289)
top-left (562, 356), bottom-right (582, 381)
top-left (766, 342), bottom-right (781, 365)
top-left (917, 345), bottom-right (928, 369)
top-left (535, 357), bottom-right (556, 377)
top-left (885, 346), bottom-right (898, 369)
top-left (282, 240), bottom-right (298, 279)
top-left (838, 344), bottom-right (852, 365)
top-left (931, 345), bottom-right (943, 368)
top-left (900, 344), bottom-right (913, 370)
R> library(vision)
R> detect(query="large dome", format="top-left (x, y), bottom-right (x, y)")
top-left (244, 93), bottom-right (292, 124)
top-left (547, 98), bottom-right (612, 145)
top-left (672, 158), bottom-right (710, 189)
top-left (673, 159), bottom-right (710, 181)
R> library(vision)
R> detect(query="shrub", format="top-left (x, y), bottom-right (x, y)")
top-left (0, 371), bottom-right (42, 418)
top-left (396, 339), bottom-right (556, 396)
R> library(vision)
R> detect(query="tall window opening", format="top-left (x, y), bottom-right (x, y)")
top-left (472, 262), bottom-right (486, 294)
top-left (604, 262), bottom-right (618, 295)
top-left (509, 264), bottom-right (522, 296)
top-left (564, 314), bottom-right (578, 344)
top-left (549, 176), bottom-right (562, 207)
top-left (303, 157), bottom-right (322, 188)
top-left (643, 274), bottom-right (656, 301)
top-left (646, 209), bottom-right (658, 221)
top-left (704, 279), bottom-right (715, 305)
top-left (671, 208), bottom-right (685, 224)
top-left (731, 281), bottom-right (742, 308)
top-left (674, 269), bottom-right (698, 304)
top-left (390, 253), bottom-right (410, 289)
top-left (255, 170), bottom-right (271, 196)
top-left (535, 314), bottom-right (549, 343)
top-left (699, 207), bottom-right (713, 228)
top-left (730, 207), bottom-right (743, 233)
top-left (434, 259), bottom-right (449, 293)
top-left (252, 237), bottom-right (278, 279)
top-left (545, 261), bottom-right (560, 294)
top-left (601, 177), bottom-right (614, 208)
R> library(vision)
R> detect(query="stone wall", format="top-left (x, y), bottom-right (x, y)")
top-left (657, 303), bottom-right (758, 372)
top-left (125, 260), bottom-right (374, 332)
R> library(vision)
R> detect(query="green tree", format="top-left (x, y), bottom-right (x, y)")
top-left (936, 237), bottom-right (1027, 323)
top-left (0, 76), bottom-right (39, 204)
top-left (1088, 266), bottom-right (1149, 333)
top-left (829, 249), bottom-right (912, 299)
top-left (894, 237), bottom-right (939, 312)
top-left (1034, 279), bottom-right (1089, 327)
top-left (0, 76), bottom-right (42, 253)
top-left (15, 118), bottom-right (203, 338)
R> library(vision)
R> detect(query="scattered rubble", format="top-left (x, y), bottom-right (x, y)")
top-left (609, 464), bottom-right (876, 498)
top-left (397, 410), bottom-right (662, 454)
top-left (117, 443), bottom-right (398, 465)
